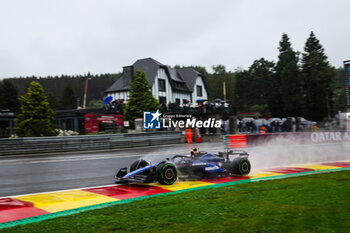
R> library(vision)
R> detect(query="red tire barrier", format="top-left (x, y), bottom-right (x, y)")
top-left (228, 134), bottom-right (247, 148)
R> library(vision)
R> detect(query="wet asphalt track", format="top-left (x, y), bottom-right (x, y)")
top-left (0, 142), bottom-right (225, 197)
top-left (1, 141), bottom-right (349, 197)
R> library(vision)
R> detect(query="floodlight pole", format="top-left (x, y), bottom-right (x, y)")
top-left (83, 76), bottom-right (91, 109)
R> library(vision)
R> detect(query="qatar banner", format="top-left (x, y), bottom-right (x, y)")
top-left (244, 132), bottom-right (350, 147)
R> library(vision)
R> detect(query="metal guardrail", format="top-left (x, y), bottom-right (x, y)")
top-left (0, 131), bottom-right (183, 156)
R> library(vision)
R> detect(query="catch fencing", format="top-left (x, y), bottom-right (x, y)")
top-left (0, 131), bottom-right (183, 156)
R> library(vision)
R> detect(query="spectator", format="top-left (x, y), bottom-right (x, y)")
top-left (241, 120), bottom-right (246, 132)
top-left (271, 121), bottom-right (276, 133)
top-left (276, 121), bottom-right (281, 132)
top-left (161, 102), bottom-right (167, 114)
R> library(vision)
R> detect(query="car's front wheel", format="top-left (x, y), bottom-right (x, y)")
top-left (156, 163), bottom-right (177, 185)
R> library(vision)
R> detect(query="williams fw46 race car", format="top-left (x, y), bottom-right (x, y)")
top-left (115, 150), bottom-right (251, 185)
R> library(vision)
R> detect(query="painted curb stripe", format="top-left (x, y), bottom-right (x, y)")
top-left (83, 185), bottom-right (171, 199)
top-left (15, 190), bottom-right (117, 213)
top-left (1, 165), bottom-right (350, 229)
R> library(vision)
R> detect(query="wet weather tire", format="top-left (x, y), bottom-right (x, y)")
top-left (156, 163), bottom-right (177, 185)
top-left (231, 157), bottom-right (251, 175)
top-left (130, 159), bottom-right (149, 172)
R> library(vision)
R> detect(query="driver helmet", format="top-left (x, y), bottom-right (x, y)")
top-left (191, 147), bottom-right (199, 156)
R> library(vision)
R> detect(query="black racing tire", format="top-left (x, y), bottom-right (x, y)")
top-left (130, 159), bottom-right (149, 172)
top-left (231, 157), bottom-right (251, 175)
top-left (156, 163), bottom-right (177, 185)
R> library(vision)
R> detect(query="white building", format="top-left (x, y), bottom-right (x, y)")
top-left (105, 58), bottom-right (208, 105)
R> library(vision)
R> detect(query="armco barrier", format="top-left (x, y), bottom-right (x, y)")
top-left (0, 131), bottom-right (183, 156)
top-left (224, 131), bottom-right (350, 148)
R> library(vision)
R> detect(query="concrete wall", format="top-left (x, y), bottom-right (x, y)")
top-left (0, 131), bottom-right (183, 156)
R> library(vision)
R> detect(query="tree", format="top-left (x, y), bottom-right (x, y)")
top-left (14, 81), bottom-right (58, 137)
top-left (300, 31), bottom-right (336, 120)
top-left (61, 84), bottom-right (77, 109)
top-left (9, 73), bottom-right (121, 109)
top-left (0, 79), bottom-right (20, 113)
top-left (235, 58), bottom-right (277, 116)
top-left (276, 33), bottom-right (303, 117)
top-left (88, 99), bottom-right (104, 108)
top-left (124, 71), bottom-right (160, 127)
top-left (235, 70), bottom-right (253, 112)
top-left (47, 93), bottom-right (61, 110)
top-left (332, 68), bottom-right (347, 112)
top-left (248, 58), bottom-right (277, 116)
top-left (205, 65), bottom-right (236, 113)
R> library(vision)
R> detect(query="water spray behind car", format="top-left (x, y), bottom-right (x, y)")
top-left (246, 134), bottom-right (350, 171)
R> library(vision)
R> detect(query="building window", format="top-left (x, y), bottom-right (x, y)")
top-left (158, 79), bottom-right (166, 92)
top-left (196, 85), bottom-right (203, 97)
top-left (159, 96), bottom-right (166, 104)
top-left (175, 82), bottom-right (185, 89)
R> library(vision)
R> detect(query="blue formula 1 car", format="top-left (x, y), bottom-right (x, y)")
top-left (115, 150), bottom-right (251, 185)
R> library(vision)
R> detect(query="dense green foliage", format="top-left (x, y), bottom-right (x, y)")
top-left (88, 99), bottom-right (104, 108)
top-left (0, 79), bottom-right (20, 113)
top-left (6, 73), bottom-right (120, 110)
top-left (124, 70), bottom-right (160, 126)
top-left (300, 32), bottom-right (336, 120)
top-left (276, 33), bottom-right (303, 117)
top-left (61, 84), bottom-right (77, 110)
top-left (234, 58), bottom-right (278, 116)
top-left (3, 171), bottom-right (350, 233)
top-left (204, 32), bottom-right (344, 120)
top-left (207, 65), bottom-right (235, 101)
top-left (14, 81), bottom-right (57, 137)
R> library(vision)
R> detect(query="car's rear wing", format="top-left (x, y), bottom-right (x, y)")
top-left (218, 150), bottom-right (249, 161)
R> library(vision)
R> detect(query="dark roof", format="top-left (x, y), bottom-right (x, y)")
top-left (167, 67), bottom-right (185, 82)
top-left (105, 58), bottom-right (204, 93)
top-left (105, 75), bottom-right (130, 92)
top-left (133, 58), bottom-right (164, 87)
top-left (177, 67), bottom-right (204, 92)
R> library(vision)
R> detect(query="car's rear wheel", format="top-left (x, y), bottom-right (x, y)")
top-left (156, 163), bottom-right (177, 185)
top-left (231, 157), bottom-right (251, 175)
top-left (130, 159), bottom-right (149, 172)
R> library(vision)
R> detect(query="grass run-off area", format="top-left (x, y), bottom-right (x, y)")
top-left (2, 171), bottom-right (350, 233)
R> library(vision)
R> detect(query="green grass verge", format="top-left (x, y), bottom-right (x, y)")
top-left (2, 171), bottom-right (350, 233)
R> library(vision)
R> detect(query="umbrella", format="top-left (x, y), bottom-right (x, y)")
top-left (104, 96), bottom-right (113, 104)
top-left (196, 99), bottom-right (207, 102)
top-left (215, 98), bottom-right (222, 102)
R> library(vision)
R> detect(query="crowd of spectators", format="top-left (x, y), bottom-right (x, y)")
top-left (104, 99), bottom-right (325, 134)
top-left (237, 117), bottom-right (316, 133)
top-left (105, 99), bottom-right (126, 114)
top-left (238, 120), bottom-right (284, 133)
top-left (106, 99), bottom-right (232, 115)
top-left (161, 100), bottom-right (232, 115)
